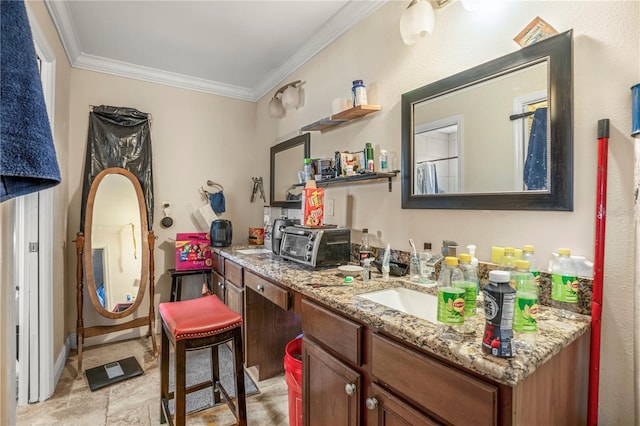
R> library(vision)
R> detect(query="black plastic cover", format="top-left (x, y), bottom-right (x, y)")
top-left (80, 105), bottom-right (154, 231)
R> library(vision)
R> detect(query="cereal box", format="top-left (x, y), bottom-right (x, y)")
top-left (302, 182), bottom-right (324, 227)
top-left (175, 232), bottom-right (212, 271)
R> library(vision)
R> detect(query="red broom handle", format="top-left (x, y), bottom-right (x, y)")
top-left (588, 118), bottom-right (609, 426)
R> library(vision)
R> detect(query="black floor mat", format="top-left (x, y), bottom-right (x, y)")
top-left (85, 356), bottom-right (143, 392)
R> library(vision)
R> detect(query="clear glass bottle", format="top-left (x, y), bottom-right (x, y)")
top-left (551, 248), bottom-right (578, 318)
top-left (437, 256), bottom-right (466, 340)
top-left (511, 260), bottom-right (538, 353)
top-left (359, 228), bottom-right (373, 267)
top-left (500, 247), bottom-right (517, 271)
top-left (457, 253), bottom-right (478, 333)
top-left (521, 245), bottom-right (539, 283)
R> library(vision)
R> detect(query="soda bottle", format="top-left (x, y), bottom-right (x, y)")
top-left (511, 260), bottom-right (538, 353)
top-left (456, 253), bottom-right (479, 334)
top-left (482, 270), bottom-right (516, 358)
top-left (437, 256), bottom-right (466, 340)
top-left (551, 248), bottom-right (578, 319)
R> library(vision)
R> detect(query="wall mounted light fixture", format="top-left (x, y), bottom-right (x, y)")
top-left (269, 80), bottom-right (306, 118)
top-left (399, 0), bottom-right (452, 45)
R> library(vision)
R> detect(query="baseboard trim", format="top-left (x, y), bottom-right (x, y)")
top-left (54, 334), bottom-right (73, 385)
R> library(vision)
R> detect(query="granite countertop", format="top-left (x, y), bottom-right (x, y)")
top-left (215, 245), bottom-right (591, 387)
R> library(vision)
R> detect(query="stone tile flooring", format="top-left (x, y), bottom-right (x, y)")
top-left (16, 337), bottom-right (289, 425)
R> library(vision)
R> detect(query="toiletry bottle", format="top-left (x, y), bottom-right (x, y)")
top-left (303, 158), bottom-right (313, 181)
top-left (365, 142), bottom-right (375, 172)
top-left (437, 256), bottom-right (466, 340)
top-left (352, 80), bottom-right (368, 106)
top-left (379, 149), bottom-right (389, 172)
top-left (551, 248), bottom-right (578, 318)
top-left (362, 258), bottom-right (373, 282)
top-left (500, 247), bottom-right (517, 271)
top-left (521, 245), bottom-right (539, 283)
top-left (359, 228), bottom-right (373, 266)
top-left (467, 244), bottom-right (479, 268)
top-left (410, 252), bottom-right (421, 283)
top-left (381, 243), bottom-right (391, 282)
top-left (456, 253), bottom-right (478, 333)
top-left (482, 270), bottom-right (516, 358)
top-left (512, 260), bottom-right (538, 353)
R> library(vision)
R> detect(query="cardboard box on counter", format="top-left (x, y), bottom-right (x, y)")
top-left (302, 180), bottom-right (324, 227)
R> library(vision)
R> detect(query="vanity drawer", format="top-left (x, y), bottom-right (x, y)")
top-left (224, 259), bottom-right (243, 286)
top-left (371, 333), bottom-right (497, 426)
top-left (244, 271), bottom-right (290, 311)
top-left (212, 253), bottom-right (223, 275)
top-left (301, 299), bottom-right (362, 366)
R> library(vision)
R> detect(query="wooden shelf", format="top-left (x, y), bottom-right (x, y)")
top-left (293, 170), bottom-right (399, 192)
top-left (301, 105), bottom-right (381, 132)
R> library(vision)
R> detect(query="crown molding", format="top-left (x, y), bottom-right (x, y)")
top-left (45, 0), bottom-right (386, 102)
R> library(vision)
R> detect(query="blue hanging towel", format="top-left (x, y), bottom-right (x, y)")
top-left (523, 107), bottom-right (548, 190)
top-left (0, 0), bottom-right (61, 202)
top-left (209, 191), bottom-right (226, 214)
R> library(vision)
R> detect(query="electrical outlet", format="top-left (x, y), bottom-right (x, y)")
top-left (326, 199), bottom-right (335, 216)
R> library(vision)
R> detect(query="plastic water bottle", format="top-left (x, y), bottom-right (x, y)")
top-left (551, 248), bottom-right (578, 319)
top-left (511, 260), bottom-right (538, 353)
top-left (352, 80), bottom-right (368, 107)
top-left (500, 247), bottom-right (517, 271)
top-left (409, 252), bottom-right (421, 283)
top-left (437, 256), bottom-right (466, 340)
top-left (521, 245), bottom-right (539, 284)
top-left (482, 270), bottom-right (516, 358)
top-left (457, 253), bottom-right (478, 333)
top-left (362, 258), bottom-right (373, 283)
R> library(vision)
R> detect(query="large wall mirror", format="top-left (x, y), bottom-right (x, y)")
top-left (401, 30), bottom-right (573, 210)
top-left (270, 133), bottom-right (310, 208)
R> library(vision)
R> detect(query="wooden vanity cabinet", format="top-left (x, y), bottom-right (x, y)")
top-left (301, 299), bottom-right (364, 426)
top-left (367, 383), bottom-right (440, 426)
top-left (223, 259), bottom-right (244, 315)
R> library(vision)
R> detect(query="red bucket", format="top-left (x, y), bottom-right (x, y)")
top-left (284, 336), bottom-right (303, 426)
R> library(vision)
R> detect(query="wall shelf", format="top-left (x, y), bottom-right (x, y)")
top-left (294, 170), bottom-right (399, 192)
top-left (301, 105), bottom-right (382, 132)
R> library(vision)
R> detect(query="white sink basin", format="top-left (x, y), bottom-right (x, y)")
top-left (358, 287), bottom-right (437, 323)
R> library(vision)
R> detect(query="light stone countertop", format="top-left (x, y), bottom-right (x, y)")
top-left (215, 245), bottom-right (591, 387)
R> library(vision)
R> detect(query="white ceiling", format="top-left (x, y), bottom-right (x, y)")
top-left (44, 0), bottom-right (386, 101)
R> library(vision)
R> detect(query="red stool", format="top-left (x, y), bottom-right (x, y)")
top-left (159, 295), bottom-right (247, 426)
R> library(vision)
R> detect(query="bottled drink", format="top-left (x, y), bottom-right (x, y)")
top-left (362, 258), bottom-right (373, 282)
top-left (359, 228), bottom-right (373, 267)
top-left (456, 253), bottom-right (478, 333)
top-left (409, 252), bottom-right (421, 283)
top-left (511, 260), bottom-right (538, 353)
top-left (482, 270), bottom-right (516, 358)
top-left (551, 248), bottom-right (578, 318)
top-left (500, 247), bottom-right (517, 271)
top-left (437, 256), bottom-right (466, 340)
top-left (352, 80), bottom-right (368, 106)
top-left (521, 245), bottom-right (539, 284)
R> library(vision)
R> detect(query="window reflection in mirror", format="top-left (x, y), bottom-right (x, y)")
top-left (91, 173), bottom-right (142, 313)
top-left (412, 60), bottom-right (548, 195)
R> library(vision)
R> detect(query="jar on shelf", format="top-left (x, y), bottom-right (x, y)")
top-left (352, 80), bottom-right (368, 107)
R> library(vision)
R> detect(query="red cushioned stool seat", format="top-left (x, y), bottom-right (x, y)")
top-left (159, 295), bottom-right (246, 426)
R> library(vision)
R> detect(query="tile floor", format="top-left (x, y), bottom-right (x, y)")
top-left (16, 336), bottom-right (290, 425)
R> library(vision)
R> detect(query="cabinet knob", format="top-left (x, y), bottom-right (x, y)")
top-left (256, 284), bottom-right (264, 292)
top-left (218, 281), bottom-right (223, 287)
top-left (344, 383), bottom-right (356, 396)
top-left (366, 397), bottom-right (379, 410)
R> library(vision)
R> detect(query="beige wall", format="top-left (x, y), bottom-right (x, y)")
top-left (256, 1), bottom-right (638, 423)
top-left (65, 68), bottom-right (262, 342)
top-left (3, 1), bottom-right (637, 424)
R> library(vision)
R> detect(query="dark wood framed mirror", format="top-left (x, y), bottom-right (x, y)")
top-left (401, 30), bottom-right (573, 210)
top-left (270, 133), bottom-right (311, 208)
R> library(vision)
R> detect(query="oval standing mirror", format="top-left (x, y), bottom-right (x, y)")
top-left (401, 30), bottom-right (572, 210)
top-left (84, 167), bottom-right (149, 319)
